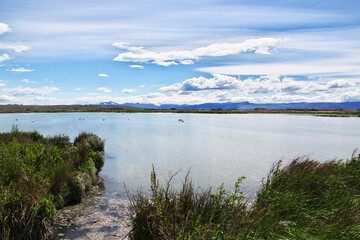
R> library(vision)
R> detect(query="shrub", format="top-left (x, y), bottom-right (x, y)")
top-left (0, 130), bottom-right (105, 239)
top-left (35, 195), bottom-right (57, 219)
top-left (74, 132), bottom-right (105, 174)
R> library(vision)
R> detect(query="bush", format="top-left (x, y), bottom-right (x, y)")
top-left (0, 130), bottom-right (105, 239)
top-left (36, 195), bottom-right (57, 219)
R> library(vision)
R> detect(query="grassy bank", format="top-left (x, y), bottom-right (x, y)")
top-left (0, 104), bottom-right (359, 117)
top-left (129, 154), bottom-right (360, 239)
top-left (0, 127), bottom-right (105, 239)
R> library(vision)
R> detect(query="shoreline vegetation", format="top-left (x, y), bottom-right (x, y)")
top-left (0, 104), bottom-right (359, 117)
top-left (129, 154), bottom-right (360, 239)
top-left (0, 128), bottom-right (105, 239)
top-left (1, 128), bottom-right (360, 239)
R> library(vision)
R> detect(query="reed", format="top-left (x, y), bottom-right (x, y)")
top-left (129, 153), bottom-right (360, 239)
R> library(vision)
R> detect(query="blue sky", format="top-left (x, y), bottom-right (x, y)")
top-left (0, 0), bottom-right (359, 105)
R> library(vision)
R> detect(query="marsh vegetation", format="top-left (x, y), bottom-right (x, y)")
top-left (129, 154), bottom-right (360, 239)
top-left (0, 127), bottom-right (104, 239)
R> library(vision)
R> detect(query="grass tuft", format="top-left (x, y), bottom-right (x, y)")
top-left (129, 154), bottom-right (360, 239)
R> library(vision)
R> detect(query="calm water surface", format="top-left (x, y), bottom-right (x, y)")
top-left (1, 112), bottom-right (359, 196)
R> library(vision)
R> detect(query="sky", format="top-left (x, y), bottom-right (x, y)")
top-left (0, 0), bottom-right (360, 105)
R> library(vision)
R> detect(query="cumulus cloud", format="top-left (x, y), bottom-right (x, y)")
top-left (0, 53), bottom-right (10, 62)
top-left (122, 88), bottom-right (137, 94)
top-left (113, 38), bottom-right (284, 66)
top-left (3, 86), bottom-right (59, 97)
top-left (160, 74), bottom-right (359, 97)
top-left (129, 65), bottom-right (144, 69)
top-left (160, 74), bottom-right (241, 92)
top-left (97, 87), bottom-right (111, 93)
top-left (11, 67), bottom-right (34, 72)
top-left (98, 73), bottom-right (109, 77)
top-left (0, 44), bottom-right (31, 53)
top-left (75, 88), bottom-right (81, 91)
top-left (326, 79), bottom-right (356, 89)
top-left (0, 23), bottom-right (11, 35)
top-left (0, 82), bottom-right (6, 87)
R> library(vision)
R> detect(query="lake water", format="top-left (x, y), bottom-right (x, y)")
top-left (1, 112), bottom-right (359, 197)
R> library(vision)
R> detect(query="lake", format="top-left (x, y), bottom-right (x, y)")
top-left (1, 112), bottom-right (359, 197)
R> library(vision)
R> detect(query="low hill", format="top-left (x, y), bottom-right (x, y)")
top-left (0, 104), bottom-right (137, 113)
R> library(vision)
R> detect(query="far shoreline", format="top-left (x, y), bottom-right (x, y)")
top-left (0, 104), bottom-right (359, 117)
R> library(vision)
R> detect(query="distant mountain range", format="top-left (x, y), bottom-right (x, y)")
top-left (98, 101), bottom-right (121, 106)
top-left (98, 101), bottom-right (360, 110)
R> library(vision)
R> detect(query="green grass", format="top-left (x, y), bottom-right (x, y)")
top-left (0, 126), bottom-right (105, 239)
top-left (128, 153), bottom-right (360, 239)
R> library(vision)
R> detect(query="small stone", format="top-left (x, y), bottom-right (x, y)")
top-left (58, 233), bottom-right (65, 237)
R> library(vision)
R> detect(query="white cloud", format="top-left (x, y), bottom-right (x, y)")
top-left (98, 73), bottom-right (109, 77)
top-left (180, 60), bottom-right (194, 65)
top-left (197, 59), bottom-right (360, 77)
top-left (0, 44), bottom-right (31, 53)
top-left (21, 79), bottom-right (37, 84)
top-left (160, 74), bottom-right (359, 97)
top-left (140, 85), bottom-right (145, 88)
top-left (97, 87), bottom-right (111, 93)
top-left (11, 67), bottom-right (34, 72)
top-left (3, 86), bottom-right (59, 97)
top-left (0, 54), bottom-right (10, 62)
top-left (160, 74), bottom-right (241, 92)
top-left (129, 65), bottom-right (144, 69)
top-left (122, 88), bottom-right (137, 94)
top-left (326, 79), bottom-right (356, 89)
top-left (0, 23), bottom-right (11, 35)
top-left (75, 88), bottom-right (81, 91)
top-left (113, 38), bottom-right (285, 66)
top-left (0, 83), bottom-right (6, 87)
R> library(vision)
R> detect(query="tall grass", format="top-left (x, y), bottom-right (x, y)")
top-left (0, 128), bottom-right (105, 239)
top-left (128, 153), bottom-right (360, 239)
